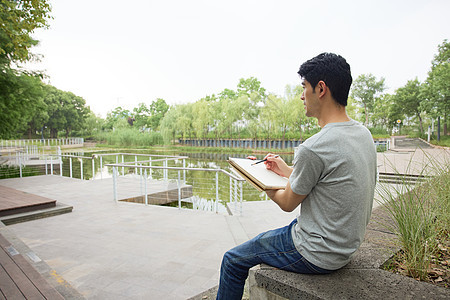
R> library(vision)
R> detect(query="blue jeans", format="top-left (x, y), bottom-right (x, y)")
top-left (216, 219), bottom-right (333, 300)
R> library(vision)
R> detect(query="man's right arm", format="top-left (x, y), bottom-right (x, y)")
top-left (266, 182), bottom-right (307, 212)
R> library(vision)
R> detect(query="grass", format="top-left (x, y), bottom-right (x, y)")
top-left (94, 129), bottom-right (164, 147)
top-left (0, 165), bottom-right (42, 179)
top-left (429, 135), bottom-right (450, 148)
top-left (376, 153), bottom-right (449, 287)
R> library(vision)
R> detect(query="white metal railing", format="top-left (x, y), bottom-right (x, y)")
top-left (106, 161), bottom-right (245, 215)
top-left (0, 138), bottom-right (84, 149)
top-left (1, 148), bottom-right (246, 215)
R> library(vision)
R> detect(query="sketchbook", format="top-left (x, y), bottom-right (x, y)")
top-left (227, 157), bottom-right (288, 192)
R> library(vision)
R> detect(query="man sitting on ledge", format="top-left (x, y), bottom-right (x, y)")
top-left (216, 53), bottom-right (377, 300)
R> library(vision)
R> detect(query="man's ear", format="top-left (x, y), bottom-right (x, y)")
top-left (318, 81), bottom-right (327, 97)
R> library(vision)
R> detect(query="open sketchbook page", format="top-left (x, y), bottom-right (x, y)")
top-left (228, 157), bottom-right (288, 191)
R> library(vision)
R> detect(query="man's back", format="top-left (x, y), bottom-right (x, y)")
top-left (290, 119), bottom-right (377, 270)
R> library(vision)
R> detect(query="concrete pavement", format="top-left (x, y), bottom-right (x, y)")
top-left (0, 143), bottom-right (448, 299)
top-left (0, 175), bottom-right (297, 299)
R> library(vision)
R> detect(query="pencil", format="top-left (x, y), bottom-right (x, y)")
top-left (251, 155), bottom-right (279, 166)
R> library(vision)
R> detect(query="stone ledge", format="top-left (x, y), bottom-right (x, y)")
top-left (249, 206), bottom-right (450, 300)
top-left (250, 266), bottom-right (450, 300)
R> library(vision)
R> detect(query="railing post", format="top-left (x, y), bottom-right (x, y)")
top-left (234, 179), bottom-right (238, 212)
top-left (19, 155), bottom-right (22, 178)
top-left (100, 156), bottom-right (103, 179)
top-left (121, 154), bottom-right (124, 176)
top-left (45, 156), bottom-right (48, 175)
top-left (92, 158), bottom-right (95, 180)
top-left (215, 172), bottom-right (219, 213)
top-left (144, 169), bottom-right (148, 205)
top-left (80, 158), bottom-right (84, 180)
top-left (50, 156), bottom-right (54, 175)
top-left (59, 154), bottom-right (62, 176)
top-left (139, 164), bottom-right (143, 195)
top-left (135, 156), bottom-right (138, 175)
top-left (240, 181), bottom-right (243, 216)
top-left (163, 160), bottom-right (168, 180)
top-left (69, 157), bottom-right (73, 178)
top-left (113, 166), bottom-right (117, 202)
top-left (178, 170), bottom-right (181, 209)
top-left (229, 177), bottom-right (232, 203)
top-left (183, 159), bottom-right (186, 182)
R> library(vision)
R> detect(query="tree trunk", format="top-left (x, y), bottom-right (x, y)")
top-left (444, 114), bottom-right (448, 136)
top-left (364, 104), bottom-right (369, 127)
top-left (417, 111), bottom-right (423, 133)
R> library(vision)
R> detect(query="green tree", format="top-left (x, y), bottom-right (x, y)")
top-left (0, 73), bottom-right (45, 138)
top-left (346, 96), bottom-right (361, 122)
top-left (82, 111), bottom-right (104, 137)
top-left (423, 40), bottom-right (449, 135)
top-left (0, 0), bottom-right (52, 65)
top-left (0, 0), bottom-right (51, 139)
top-left (393, 78), bottom-right (425, 133)
top-left (351, 74), bottom-right (386, 126)
top-left (104, 106), bottom-right (131, 130)
top-left (192, 99), bottom-right (212, 139)
top-left (132, 103), bottom-right (151, 129)
top-left (176, 103), bottom-right (194, 139)
top-left (42, 86), bottom-right (89, 138)
top-left (148, 98), bottom-right (169, 130)
top-left (160, 106), bottom-right (179, 144)
top-left (284, 84), bottom-right (306, 140)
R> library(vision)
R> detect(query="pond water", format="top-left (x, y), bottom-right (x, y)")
top-left (60, 148), bottom-right (295, 213)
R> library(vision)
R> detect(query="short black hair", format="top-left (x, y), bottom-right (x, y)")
top-left (297, 53), bottom-right (352, 106)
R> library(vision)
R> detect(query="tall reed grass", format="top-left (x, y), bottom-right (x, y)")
top-left (377, 152), bottom-right (450, 280)
top-left (94, 128), bottom-right (164, 147)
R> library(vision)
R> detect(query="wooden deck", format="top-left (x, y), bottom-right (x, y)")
top-left (0, 233), bottom-right (64, 299)
top-left (0, 186), bottom-right (56, 217)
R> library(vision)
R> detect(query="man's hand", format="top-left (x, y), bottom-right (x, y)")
top-left (264, 153), bottom-right (293, 178)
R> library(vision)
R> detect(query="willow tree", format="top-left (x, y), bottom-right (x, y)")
top-left (351, 74), bottom-right (385, 127)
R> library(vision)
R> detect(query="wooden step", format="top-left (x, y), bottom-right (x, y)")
top-left (0, 202), bottom-right (73, 226)
top-left (0, 233), bottom-right (64, 299)
top-left (0, 186), bottom-right (56, 217)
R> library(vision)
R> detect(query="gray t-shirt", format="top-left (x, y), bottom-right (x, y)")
top-left (290, 119), bottom-right (377, 270)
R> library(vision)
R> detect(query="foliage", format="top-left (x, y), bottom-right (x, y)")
top-left (0, 0), bottom-right (52, 65)
top-left (377, 154), bottom-right (450, 281)
top-left (423, 40), bottom-right (449, 135)
top-left (393, 79), bottom-right (425, 133)
top-left (0, 164), bottom-right (41, 179)
top-left (94, 128), bottom-right (164, 147)
top-left (0, 0), bottom-right (52, 139)
top-left (351, 74), bottom-right (386, 126)
top-left (0, 72), bottom-right (45, 138)
top-left (131, 98), bottom-right (169, 130)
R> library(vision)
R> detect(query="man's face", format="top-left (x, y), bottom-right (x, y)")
top-left (301, 79), bottom-right (320, 118)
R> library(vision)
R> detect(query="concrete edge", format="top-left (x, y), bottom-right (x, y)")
top-left (187, 285), bottom-right (219, 300)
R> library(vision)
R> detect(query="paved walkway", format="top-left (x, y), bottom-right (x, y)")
top-left (0, 175), bottom-right (296, 299)
top-left (0, 143), bottom-right (448, 299)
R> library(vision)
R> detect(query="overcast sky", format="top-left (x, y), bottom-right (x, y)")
top-left (27, 0), bottom-right (449, 117)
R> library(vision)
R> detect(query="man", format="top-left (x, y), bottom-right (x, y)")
top-left (216, 53), bottom-right (377, 300)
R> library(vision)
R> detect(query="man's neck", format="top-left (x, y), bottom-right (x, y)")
top-left (317, 105), bottom-right (350, 128)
